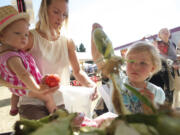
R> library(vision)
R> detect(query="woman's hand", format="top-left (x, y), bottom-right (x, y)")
top-left (172, 62), bottom-right (180, 70)
top-left (90, 85), bottom-right (98, 101)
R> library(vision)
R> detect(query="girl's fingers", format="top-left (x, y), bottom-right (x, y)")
top-left (41, 75), bottom-right (48, 84)
top-left (139, 89), bottom-right (154, 100)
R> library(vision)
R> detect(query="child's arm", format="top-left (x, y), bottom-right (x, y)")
top-left (0, 75), bottom-right (26, 89)
top-left (7, 56), bottom-right (44, 92)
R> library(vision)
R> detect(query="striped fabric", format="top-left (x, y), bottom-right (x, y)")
top-left (0, 51), bottom-right (42, 96)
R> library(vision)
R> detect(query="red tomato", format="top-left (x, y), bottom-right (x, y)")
top-left (45, 75), bottom-right (60, 87)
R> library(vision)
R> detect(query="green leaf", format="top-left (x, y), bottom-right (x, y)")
top-left (124, 83), bottom-right (157, 113)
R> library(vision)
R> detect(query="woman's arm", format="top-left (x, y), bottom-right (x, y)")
top-left (67, 38), bottom-right (98, 100)
top-left (67, 39), bottom-right (95, 88)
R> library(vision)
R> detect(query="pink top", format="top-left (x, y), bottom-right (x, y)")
top-left (0, 51), bottom-right (42, 96)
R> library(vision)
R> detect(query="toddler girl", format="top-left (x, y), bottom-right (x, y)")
top-left (0, 6), bottom-right (57, 116)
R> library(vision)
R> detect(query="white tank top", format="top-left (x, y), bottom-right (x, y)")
top-left (19, 29), bottom-right (70, 106)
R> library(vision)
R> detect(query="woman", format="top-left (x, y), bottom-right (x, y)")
top-left (150, 28), bottom-right (180, 107)
top-left (1, 0), bottom-right (97, 119)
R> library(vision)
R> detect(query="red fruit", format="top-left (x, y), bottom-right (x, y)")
top-left (45, 75), bottom-right (60, 87)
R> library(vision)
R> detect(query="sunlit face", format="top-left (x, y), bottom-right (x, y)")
top-left (0, 19), bottom-right (29, 50)
top-left (126, 51), bottom-right (155, 84)
top-left (47, 0), bottom-right (68, 30)
top-left (159, 29), bottom-right (170, 42)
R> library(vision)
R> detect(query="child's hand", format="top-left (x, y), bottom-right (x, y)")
top-left (139, 89), bottom-right (154, 101)
top-left (139, 88), bottom-right (154, 114)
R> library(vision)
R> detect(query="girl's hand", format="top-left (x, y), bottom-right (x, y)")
top-left (139, 88), bottom-right (154, 114)
top-left (139, 89), bottom-right (154, 101)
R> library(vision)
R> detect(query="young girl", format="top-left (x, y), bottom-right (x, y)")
top-left (0, 6), bottom-right (58, 116)
top-left (91, 23), bottom-right (165, 114)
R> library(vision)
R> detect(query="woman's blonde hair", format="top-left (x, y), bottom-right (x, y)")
top-left (125, 41), bottom-right (162, 76)
top-left (36, 0), bottom-right (69, 39)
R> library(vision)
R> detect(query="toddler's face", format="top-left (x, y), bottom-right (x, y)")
top-left (1, 19), bottom-right (29, 50)
top-left (126, 51), bottom-right (155, 83)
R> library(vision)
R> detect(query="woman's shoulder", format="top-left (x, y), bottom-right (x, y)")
top-left (67, 38), bottom-right (76, 52)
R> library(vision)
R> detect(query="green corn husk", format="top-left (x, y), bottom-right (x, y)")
top-left (93, 28), bottom-right (114, 59)
top-left (79, 127), bottom-right (106, 135)
top-left (111, 73), bottom-right (130, 115)
top-left (116, 113), bottom-right (180, 135)
top-left (124, 84), bottom-right (157, 113)
top-left (30, 113), bottom-right (76, 135)
top-left (14, 109), bottom-right (71, 135)
top-left (93, 27), bottom-right (129, 115)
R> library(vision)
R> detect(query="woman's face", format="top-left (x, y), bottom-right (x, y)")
top-left (159, 29), bottom-right (170, 42)
top-left (126, 51), bottom-right (155, 83)
top-left (47, 0), bottom-right (68, 30)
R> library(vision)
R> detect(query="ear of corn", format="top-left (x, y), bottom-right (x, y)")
top-left (93, 28), bottom-right (128, 115)
top-left (93, 28), bottom-right (114, 59)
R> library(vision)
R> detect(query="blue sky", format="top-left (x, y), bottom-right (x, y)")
top-left (0, 0), bottom-right (11, 6)
top-left (1, 0), bottom-right (180, 55)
